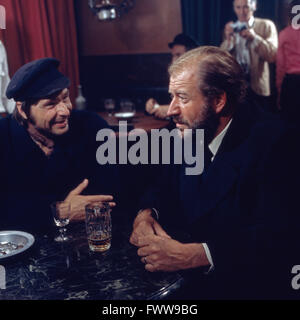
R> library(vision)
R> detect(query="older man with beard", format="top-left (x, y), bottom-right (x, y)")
top-left (0, 58), bottom-right (116, 232)
top-left (130, 46), bottom-right (300, 299)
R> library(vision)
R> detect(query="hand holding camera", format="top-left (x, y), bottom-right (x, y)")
top-left (224, 21), bottom-right (235, 40)
top-left (225, 21), bottom-right (255, 42)
top-left (231, 21), bottom-right (248, 33)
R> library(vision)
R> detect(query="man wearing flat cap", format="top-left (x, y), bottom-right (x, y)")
top-left (0, 57), bottom-right (116, 232)
top-left (145, 33), bottom-right (198, 119)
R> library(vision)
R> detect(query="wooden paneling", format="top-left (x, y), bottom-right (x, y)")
top-left (75, 0), bottom-right (182, 55)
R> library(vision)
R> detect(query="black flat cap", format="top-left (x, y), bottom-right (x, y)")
top-left (168, 33), bottom-right (198, 50)
top-left (6, 57), bottom-right (70, 101)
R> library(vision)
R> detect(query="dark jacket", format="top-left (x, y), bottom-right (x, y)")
top-left (140, 103), bottom-right (300, 299)
top-left (0, 110), bottom-right (118, 233)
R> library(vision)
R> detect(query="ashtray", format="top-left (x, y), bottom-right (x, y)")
top-left (0, 231), bottom-right (35, 259)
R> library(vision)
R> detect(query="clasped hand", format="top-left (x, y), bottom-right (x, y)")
top-left (129, 210), bottom-right (209, 272)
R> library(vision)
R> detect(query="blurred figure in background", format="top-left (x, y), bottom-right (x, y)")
top-left (276, 0), bottom-right (300, 123)
top-left (0, 40), bottom-right (15, 114)
top-left (221, 0), bottom-right (278, 112)
top-left (145, 33), bottom-right (198, 119)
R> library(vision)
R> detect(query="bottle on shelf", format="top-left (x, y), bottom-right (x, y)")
top-left (75, 84), bottom-right (87, 110)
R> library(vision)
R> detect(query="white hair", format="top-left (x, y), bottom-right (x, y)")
top-left (249, 0), bottom-right (257, 11)
top-left (234, 0), bottom-right (257, 11)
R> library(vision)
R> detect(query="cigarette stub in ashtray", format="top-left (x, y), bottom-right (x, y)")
top-left (0, 265), bottom-right (5, 289)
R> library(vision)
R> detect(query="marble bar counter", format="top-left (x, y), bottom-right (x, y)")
top-left (0, 222), bottom-right (184, 300)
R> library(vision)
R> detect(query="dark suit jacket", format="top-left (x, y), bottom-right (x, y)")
top-left (0, 110), bottom-right (118, 233)
top-left (140, 102), bottom-right (300, 299)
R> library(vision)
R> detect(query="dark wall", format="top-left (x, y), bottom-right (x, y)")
top-left (79, 53), bottom-right (172, 111)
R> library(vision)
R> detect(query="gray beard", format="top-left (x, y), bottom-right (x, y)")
top-left (172, 104), bottom-right (219, 144)
top-left (191, 104), bottom-right (220, 144)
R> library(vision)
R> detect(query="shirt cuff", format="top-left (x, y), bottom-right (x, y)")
top-left (151, 208), bottom-right (159, 220)
top-left (202, 243), bottom-right (215, 274)
top-left (137, 208), bottom-right (159, 220)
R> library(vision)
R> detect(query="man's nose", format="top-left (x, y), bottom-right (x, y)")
top-left (56, 102), bottom-right (70, 115)
top-left (167, 98), bottom-right (180, 117)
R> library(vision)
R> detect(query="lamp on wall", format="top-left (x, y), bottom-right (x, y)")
top-left (88, 0), bottom-right (135, 21)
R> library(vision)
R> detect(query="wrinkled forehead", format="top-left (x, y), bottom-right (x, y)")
top-left (169, 65), bottom-right (200, 87)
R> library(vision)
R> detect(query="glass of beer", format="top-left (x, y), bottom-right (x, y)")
top-left (85, 202), bottom-right (112, 252)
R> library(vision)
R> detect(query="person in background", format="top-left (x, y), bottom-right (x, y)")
top-left (0, 58), bottom-right (117, 233)
top-left (0, 40), bottom-right (15, 114)
top-left (145, 33), bottom-right (198, 119)
top-left (221, 0), bottom-right (278, 112)
top-left (276, 0), bottom-right (300, 123)
top-left (130, 46), bottom-right (300, 299)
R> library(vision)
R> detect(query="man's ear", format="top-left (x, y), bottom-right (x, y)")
top-left (213, 92), bottom-right (227, 114)
top-left (16, 101), bottom-right (28, 120)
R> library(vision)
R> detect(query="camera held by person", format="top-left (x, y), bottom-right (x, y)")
top-left (231, 21), bottom-right (248, 33)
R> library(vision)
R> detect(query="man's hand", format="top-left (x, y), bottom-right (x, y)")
top-left (64, 179), bottom-right (116, 221)
top-left (153, 105), bottom-right (169, 119)
top-left (224, 21), bottom-right (234, 40)
top-left (240, 28), bottom-right (255, 42)
top-left (129, 209), bottom-right (170, 246)
top-left (145, 99), bottom-right (169, 119)
top-left (145, 98), bottom-right (158, 114)
top-left (136, 234), bottom-right (210, 272)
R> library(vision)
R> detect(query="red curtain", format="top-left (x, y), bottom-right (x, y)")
top-left (0, 0), bottom-right (80, 103)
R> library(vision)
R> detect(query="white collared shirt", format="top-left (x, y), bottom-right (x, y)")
top-left (208, 119), bottom-right (233, 161)
top-left (228, 17), bottom-right (259, 77)
top-left (236, 17), bottom-right (254, 75)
